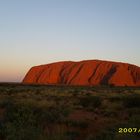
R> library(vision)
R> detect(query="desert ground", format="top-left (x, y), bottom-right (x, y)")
top-left (0, 83), bottom-right (140, 140)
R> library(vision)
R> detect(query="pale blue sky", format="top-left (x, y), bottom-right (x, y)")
top-left (0, 0), bottom-right (140, 82)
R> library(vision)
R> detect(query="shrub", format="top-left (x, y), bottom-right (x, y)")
top-left (65, 130), bottom-right (79, 140)
top-left (0, 97), bottom-right (73, 139)
top-left (79, 96), bottom-right (102, 108)
top-left (123, 95), bottom-right (140, 108)
top-left (86, 130), bottom-right (115, 140)
top-left (2, 102), bottom-right (44, 140)
top-left (36, 104), bottom-right (71, 124)
top-left (64, 120), bottom-right (88, 128)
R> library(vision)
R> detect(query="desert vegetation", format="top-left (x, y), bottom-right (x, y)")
top-left (0, 83), bottom-right (140, 140)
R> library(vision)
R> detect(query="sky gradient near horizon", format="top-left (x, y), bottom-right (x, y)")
top-left (0, 0), bottom-right (140, 82)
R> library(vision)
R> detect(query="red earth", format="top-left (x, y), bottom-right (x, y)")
top-left (23, 60), bottom-right (140, 86)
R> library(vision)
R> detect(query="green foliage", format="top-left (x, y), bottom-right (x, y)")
top-left (123, 94), bottom-right (140, 108)
top-left (0, 84), bottom-right (140, 140)
top-left (1, 102), bottom-right (44, 140)
top-left (86, 129), bottom-right (115, 140)
top-left (0, 100), bottom-right (72, 140)
top-left (64, 120), bottom-right (88, 128)
top-left (65, 130), bottom-right (79, 140)
top-left (79, 96), bottom-right (102, 108)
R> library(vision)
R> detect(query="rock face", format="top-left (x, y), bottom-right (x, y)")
top-left (23, 60), bottom-right (140, 86)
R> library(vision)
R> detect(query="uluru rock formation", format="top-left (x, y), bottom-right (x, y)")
top-left (23, 60), bottom-right (140, 86)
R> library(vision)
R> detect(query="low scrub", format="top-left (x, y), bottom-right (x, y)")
top-left (123, 95), bottom-right (140, 108)
top-left (79, 96), bottom-right (102, 108)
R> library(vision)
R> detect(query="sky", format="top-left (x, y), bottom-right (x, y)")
top-left (0, 0), bottom-right (140, 82)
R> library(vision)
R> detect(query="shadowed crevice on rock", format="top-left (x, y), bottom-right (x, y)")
top-left (68, 63), bottom-right (85, 84)
top-left (100, 65), bottom-right (117, 85)
top-left (88, 62), bottom-right (101, 85)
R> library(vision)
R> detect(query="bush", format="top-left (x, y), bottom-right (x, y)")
top-left (79, 96), bottom-right (102, 108)
top-left (86, 130), bottom-right (115, 140)
top-left (0, 100), bottom-right (73, 140)
top-left (2, 102), bottom-right (44, 140)
top-left (64, 120), bottom-right (88, 128)
top-left (123, 95), bottom-right (140, 108)
top-left (65, 130), bottom-right (79, 140)
top-left (36, 104), bottom-right (71, 124)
